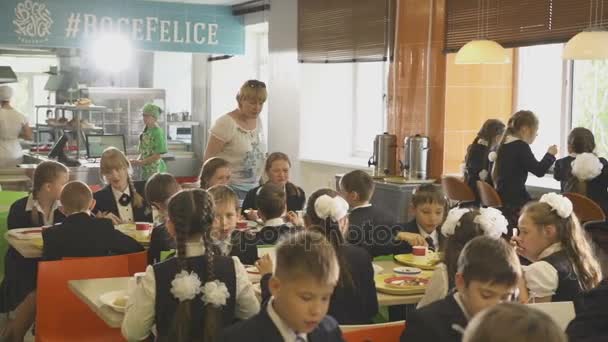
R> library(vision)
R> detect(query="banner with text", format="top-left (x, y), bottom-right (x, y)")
top-left (0, 0), bottom-right (244, 54)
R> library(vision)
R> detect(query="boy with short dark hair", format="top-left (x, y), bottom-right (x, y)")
top-left (43, 180), bottom-right (144, 261)
top-left (256, 183), bottom-right (300, 245)
top-left (340, 170), bottom-right (390, 256)
top-left (401, 236), bottom-right (521, 342)
top-left (221, 231), bottom-right (344, 342)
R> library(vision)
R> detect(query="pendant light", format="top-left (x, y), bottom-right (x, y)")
top-left (455, 0), bottom-right (510, 64)
top-left (563, 0), bottom-right (608, 60)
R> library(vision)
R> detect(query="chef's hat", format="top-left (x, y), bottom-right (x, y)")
top-left (0, 86), bottom-right (13, 101)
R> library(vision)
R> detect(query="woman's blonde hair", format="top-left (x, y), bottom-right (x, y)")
top-left (236, 79), bottom-right (267, 103)
top-left (522, 201), bottom-right (602, 291)
top-left (463, 302), bottom-right (567, 342)
top-left (99, 147), bottom-right (144, 208)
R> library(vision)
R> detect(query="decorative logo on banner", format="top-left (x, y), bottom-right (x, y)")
top-left (13, 0), bottom-right (53, 43)
top-left (0, 0), bottom-right (244, 54)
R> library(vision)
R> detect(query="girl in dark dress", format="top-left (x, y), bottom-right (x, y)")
top-left (463, 119), bottom-right (505, 201)
top-left (554, 127), bottom-right (608, 216)
top-left (493, 110), bottom-right (557, 227)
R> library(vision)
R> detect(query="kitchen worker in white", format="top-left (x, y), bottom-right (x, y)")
top-left (0, 86), bottom-right (32, 168)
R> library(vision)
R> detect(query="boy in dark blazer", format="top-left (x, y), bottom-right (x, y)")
top-left (43, 181), bottom-right (144, 261)
top-left (340, 170), bottom-right (391, 257)
top-left (401, 236), bottom-right (521, 342)
top-left (255, 183), bottom-right (301, 246)
top-left (221, 231), bottom-right (344, 342)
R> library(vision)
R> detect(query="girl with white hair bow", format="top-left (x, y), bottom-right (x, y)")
top-left (0, 85), bottom-right (32, 168)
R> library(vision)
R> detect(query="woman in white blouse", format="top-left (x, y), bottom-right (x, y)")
top-left (0, 86), bottom-right (32, 168)
top-left (121, 189), bottom-right (259, 341)
top-left (418, 207), bottom-right (509, 308)
top-left (204, 80), bottom-right (267, 200)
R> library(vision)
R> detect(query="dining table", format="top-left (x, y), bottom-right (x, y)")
top-left (69, 257), bottom-right (432, 328)
top-left (5, 225), bottom-right (151, 259)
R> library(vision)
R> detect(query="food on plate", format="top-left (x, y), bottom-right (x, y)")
top-left (113, 295), bottom-right (128, 307)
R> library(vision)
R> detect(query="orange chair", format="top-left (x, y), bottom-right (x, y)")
top-left (476, 180), bottom-right (503, 208)
top-left (342, 321), bottom-right (406, 342)
top-left (36, 255), bottom-right (130, 342)
top-left (126, 250), bottom-right (148, 274)
top-left (441, 176), bottom-right (476, 206)
top-left (563, 192), bottom-right (606, 224)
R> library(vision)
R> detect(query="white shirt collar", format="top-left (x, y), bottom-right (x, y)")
top-left (267, 298), bottom-right (308, 342)
top-left (417, 225), bottom-right (438, 240)
top-left (25, 194), bottom-right (60, 226)
top-left (477, 139), bottom-right (489, 146)
top-left (538, 242), bottom-right (563, 260)
top-left (351, 203), bottom-right (372, 211)
top-left (264, 217), bottom-right (285, 227)
top-left (504, 135), bottom-right (521, 144)
top-left (453, 293), bottom-right (471, 321)
top-left (179, 241), bottom-right (206, 258)
top-left (112, 185), bottom-right (131, 201)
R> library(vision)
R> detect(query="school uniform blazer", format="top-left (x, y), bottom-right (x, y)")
top-left (7, 196), bottom-right (65, 229)
top-left (260, 244), bottom-right (378, 325)
top-left (229, 230), bottom-right (259, 265)
top-left (567, 280), bottom-right (608, 342)
top-left (464, 143), bottom-right (493, 200)
top-left (42, 212), bottom-right (144, 261)
top-left (241, 183), bottom-right (306, 213)
top-left (554, 156), bottom-right (608, 216)
top-left (346, 205), bottom-right (393, 257)
top-left (400, 294), bottom-right (468, 342)
top-left (390, 220), bottom-right (445, 255)
top-left (495, 140), bottom-right (555, 209)
top-left (147, 223), bottom-right (175, 265)
top-left (220, 302), bottom-right (344, 342)
top-left (0, 196), bottom-right (66, 312)
top-left (93, 181), bottom-right (152, 223)
top-left (256, 224), bottom-right (302, 246)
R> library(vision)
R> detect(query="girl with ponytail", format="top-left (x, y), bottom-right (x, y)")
top-left (492, 110), bottom-right (557, 226)
top-left (304, 189), bottom-right (378, 324)
top-left (121, 189), bottom-right (259, 341)
top-left (554, 127), bottom-right (608, 216)
top-left (514, 193), bottom-right (602, 304)
top-left (94, 147), bottom-right (152, 224)
top-left (2, 160), bottom-right (68, 312)
top-left (257, 188), bottom-right (378, 324)
top-left (463, 119), bottom-right (505, 200)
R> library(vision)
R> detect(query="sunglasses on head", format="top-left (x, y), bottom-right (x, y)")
top-left (246, 80), bottom-right (266, 88)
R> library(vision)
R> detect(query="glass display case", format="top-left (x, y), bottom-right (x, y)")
top-left (82, 87), bottom-right (166, 154)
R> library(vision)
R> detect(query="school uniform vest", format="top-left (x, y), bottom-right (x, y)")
top-left (541, 250), bottom-right (582, 302)
top-left (153, 255), bottom-right (237, 339)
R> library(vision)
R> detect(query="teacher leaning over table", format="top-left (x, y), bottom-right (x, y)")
top-left (204, 80), bottom-right (267, 200)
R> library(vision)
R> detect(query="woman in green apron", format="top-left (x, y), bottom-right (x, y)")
top-left (131, 104), bottom-right (167, 180)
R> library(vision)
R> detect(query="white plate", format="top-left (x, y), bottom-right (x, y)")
top-left (372, 263), bottom-right (384, 275)
top-left (99, 290), bottom-right (129, 313)
top-left (393, 266), bottom-right (422, 275)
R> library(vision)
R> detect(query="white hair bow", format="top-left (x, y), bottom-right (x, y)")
top-left (539, 193), bottom-right (573, 219)
top-left (314, 194), bottom-right (349, 221)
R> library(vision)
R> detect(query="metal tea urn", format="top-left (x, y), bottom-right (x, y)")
top-left (403, 134), bottom-right (430, 180)
top-left (368, 133), bottom-right (398, 177)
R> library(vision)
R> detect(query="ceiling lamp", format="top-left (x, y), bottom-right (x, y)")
top-left (455, 0), bottom-right (510, 64)
top-left (563, 1), bottom-right (608, 60)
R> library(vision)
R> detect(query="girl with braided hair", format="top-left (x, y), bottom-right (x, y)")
top-left (122, 189), bottom-right (260, 341)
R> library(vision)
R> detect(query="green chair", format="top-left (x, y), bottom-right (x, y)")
top-left (0, 191), bottom-right (28, 283)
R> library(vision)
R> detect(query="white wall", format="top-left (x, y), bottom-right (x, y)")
top-left (267, 0), bottom-right (301, 182)
top-left (153, 51), bottom-right (193, 114)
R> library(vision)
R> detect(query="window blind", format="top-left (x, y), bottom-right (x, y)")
top-left (446, 0), bottom-right (608, 52)
top-left (298, 0), bottom-right (394, 63)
